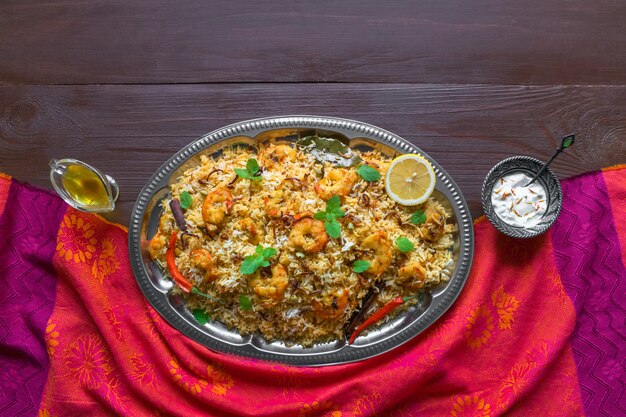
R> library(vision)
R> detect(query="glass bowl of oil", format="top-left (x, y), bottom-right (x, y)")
top-left (49, 158), bottom-right (119, 213)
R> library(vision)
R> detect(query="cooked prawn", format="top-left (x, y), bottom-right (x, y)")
top-left (264, 189), bottom-right (285, 218)
top-left (398, 261), bottom-right (426, 290)
top-left (314, 168), bottom-right (357, 200)
top-left (148, 231), bottom-right (168, 260)
top-left (202, 188), bottom-right (233, 226)
top-left (289, 218), bottom-right (329, 253)
top-left (360, 231), bottom-right (393, 275)
top-left (312, 288), bottom-right (349, 320)
top-left (259, 143), bottom-right (297, 168)
top-left (248, 264), bottom-right (288, 299)
top-left (190, 249), bottom-right (217, 281)
top-left (237, 218), bottom-right (263, 245)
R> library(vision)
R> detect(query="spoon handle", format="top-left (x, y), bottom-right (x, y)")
top-left (526, 134), bottom-right (575, 186)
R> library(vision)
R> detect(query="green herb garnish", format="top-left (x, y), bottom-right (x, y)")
top-left (410, 210), bottom-right (427, 225)
top-left (191, 287), bottom-right (221, 301)
top-left (395, 237), bottom-right (414, 253)
top-left (356, 164), bottom-right (381, 182)
top-left (296, 136), bottom-right (362, 167)
top-left (179, 191), bottom-right (193, 209)
top-left (314, 195), bottom-right (345, 239)
top-left (240, 244), bottom-right (278, 275)
top-left (239, 295), bottom-right (253, 311)
top-left (234, 158), bottom-right (262, 181)
top-left (352, 260), bottom-right (371, 273)
top-left (192, 308), bottom-right (211, 325)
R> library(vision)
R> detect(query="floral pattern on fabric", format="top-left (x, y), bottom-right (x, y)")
top-left (464, 304), bottom-right (494, 349)
top-left (130, 353), bottom-right (157, 388)
top-left (45, 323), bottom-right (59, 356)
top-left (21, 167), bottom-right (622, 416)
top-left (56, 213), bottom-right (97, 263)
top-left (92, 239), bottom-right (119, 283)
top-left (450, 395), bottom-right (491, 417)
top-left (64, 335), bottom-right (111, 389)
top-left (352, 391), bottom-right (383, 417)
top-left (169, 358), bottom-right (208, 395)
top-left (300, 400), bottom-right (343, 417)
top-left (206, 362), bottom-right (234, 396)
top-left (491, 286), bottom-right (519, 330)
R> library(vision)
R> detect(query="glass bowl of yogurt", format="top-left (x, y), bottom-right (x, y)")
top-left (481, 156), bottom-right (562, 238)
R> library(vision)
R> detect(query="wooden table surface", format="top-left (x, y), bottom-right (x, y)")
top-left (1, 1), bottom-right (625, 225)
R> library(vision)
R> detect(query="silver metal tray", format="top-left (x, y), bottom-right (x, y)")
top-left (128, 116), bottom-right (474, 366)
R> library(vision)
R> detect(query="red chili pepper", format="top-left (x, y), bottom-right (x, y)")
top-left (349, 296), bottom-right (410, 344)
top-left (166, 231), bottom-right (193, 293)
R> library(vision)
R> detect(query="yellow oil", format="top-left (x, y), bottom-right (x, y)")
top-left (60, 164), bottom-right (110, 207)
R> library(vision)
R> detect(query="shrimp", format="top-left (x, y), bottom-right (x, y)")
top-left (159, 214), bottom-right (172, 233)
top-left (314, 168), bottom-right (357, 200)
top-left (398, 261), bottom-right (426, 290)
top-left (190, 249), bottom-right (217, 281)
top-left (148, 231), bottom-right (168, 260)
top-left (202, 188), bottom-right (233, 226)
top-left (248, 264), bottom-right (288, 299)
top-left (259, 143), bottom-right (297, 168)
top-left (289, 218), bottom-right (329, 253)
top-left (237, 218), bottom-right (263, 245)
top-left (418, 201), bottom-right (446, 241)
top-left (312, 288), bottom-right (349, 320)
top-left (264, 189), bottom-right (285, 218)
top-left (360, 231), bottom-right (393, 275)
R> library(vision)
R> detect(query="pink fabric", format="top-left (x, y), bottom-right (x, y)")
top-left (551, 168), bottom-right (626, 416)
top-left (0, 178), bottom-right (66, 417)
top-left (1, 168), bottom-right (624, 416)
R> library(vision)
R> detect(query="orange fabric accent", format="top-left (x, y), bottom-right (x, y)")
top-left (37, 206), bottom-right (586, 416)
top-left (92, 212), bottom-right (129, 232)
top-left (473, 214), bottom-right (487, 225)
top-left (602, 163), bottom-right (626, 172)
top-left (602, 166), bottom-right (626, 262)
top-left (0, 173), bottom-right (11, 217)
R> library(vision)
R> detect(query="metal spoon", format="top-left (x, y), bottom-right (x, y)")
top-left (526, 134), bottom-right (575, 186)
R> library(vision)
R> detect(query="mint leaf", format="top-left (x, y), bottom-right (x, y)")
top-left (179, 191), bottom-right (193, 209)
top-left (315, 196), bottom-right (345, 237)
top-left (326, 195), bottom-right (341, 213)
top-left (246, 158), bottom-right (260, 174)
top-left (235, 168), bottom-right (254, 179)
top-left (353, 260), bottom-right (370, 273)
top-left (235, 160), bottom-right (262, 181)
top-left (239, 295), bottom-right (253, 311)
top-left (262, 247), bottom-right (277, 259)
top-left (332, 208), bottom-right (345, 218)
top-left (410, 210), bottom-right (427, 225)
top-left (240, 255), bottom-right (264, 275)
top-left (395, 237), bottom-right (414, 253)
top-left (192, 308), bottom-right (210, 325)
top-left (191, 287), bottom-right (221, 301)
top-left (356, 164), bottom-right (381, 182)
top-left (325, 218), bottom-right (341, 239)
top-left (314, 211), bottom-right (327, 221)
top-left (240, 245), bottom-right (278, 275)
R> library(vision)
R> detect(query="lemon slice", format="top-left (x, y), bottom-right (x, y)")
top-left (385, 154), bottom-right (436, 206)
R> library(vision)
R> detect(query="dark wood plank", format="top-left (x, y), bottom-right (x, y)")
top-left (1, 83), bottom-right (625, 224)
top-left (1, 1), bottom-right (625, 85)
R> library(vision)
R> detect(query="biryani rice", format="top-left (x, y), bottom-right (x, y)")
top-left (149, 142), bottom-right (456, 346)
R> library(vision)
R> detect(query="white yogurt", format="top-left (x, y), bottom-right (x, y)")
top-left (491, 172), bottom-right (547, 227)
